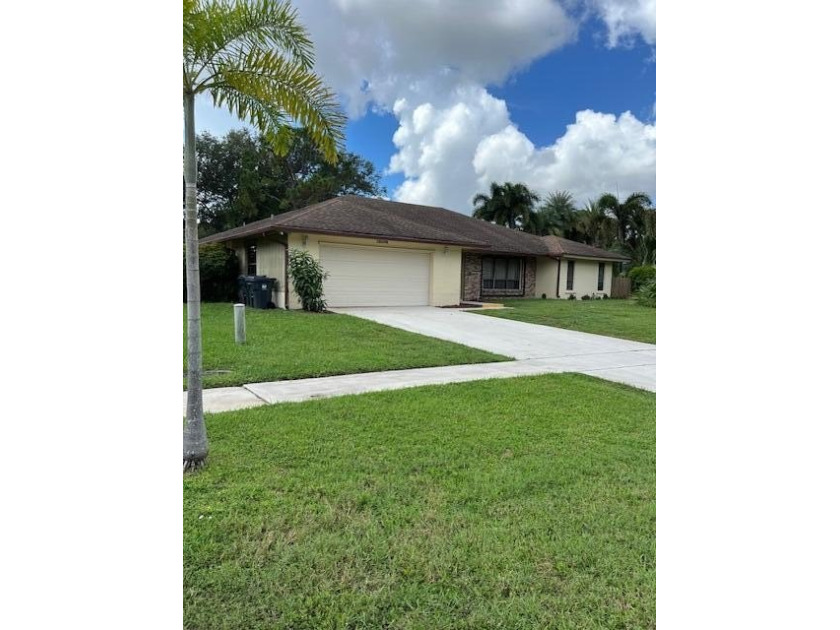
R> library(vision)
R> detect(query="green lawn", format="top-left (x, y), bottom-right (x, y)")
top-left (184, 373), bottom-right (656, 629)
top-left (186, 303), bottom-right (508, 388)
top-left (476, 298), bottom-right (656, 344)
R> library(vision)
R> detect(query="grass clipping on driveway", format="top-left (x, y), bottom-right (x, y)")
top-left (184, 373), bottom-right (656, 629)
top-left (185, 303), bottom-right (508, 388)
top-left (477, 298), bottom-right (656, 344)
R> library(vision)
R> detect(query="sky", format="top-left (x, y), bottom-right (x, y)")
top-left (195, 0), bottom-right (656, 215)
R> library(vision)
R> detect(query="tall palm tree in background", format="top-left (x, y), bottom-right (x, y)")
top-left (529, 190), bottom-right (580, 237)
top-left (183, 0), bottom-right (346, 470)
top-left (621, 205), bottom-right (656, 266)
top-left (577, 200), bottom-right (615, 248)
top-left (596, 192), bottom-right (653, 245)
top-left (472, 182), bottom-right (540, 230)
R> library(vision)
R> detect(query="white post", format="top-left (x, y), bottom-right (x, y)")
top-left (234, 303), bottom-right (246, 344)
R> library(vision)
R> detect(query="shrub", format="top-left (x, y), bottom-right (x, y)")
top-left (637, 279), bottom-right (656, 308)
top-left (628, 265), bottom-right (656, 292)
top-left (567, 293), bottom-right (576, 300)
top-left (183, 243), bottom-right (239, 303)
top-left (288, 249), bottom-right (329, 312)
top-left (581, 294), bottom-right (591, 301)
top-left (541, 293), bottom-right (547, 299)
top-left (602, 293), bottom-right (610, 299)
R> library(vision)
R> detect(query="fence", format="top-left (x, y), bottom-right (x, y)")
top-left (611, 277), bottom-right (632, 299)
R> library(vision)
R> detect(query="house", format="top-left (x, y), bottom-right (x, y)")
top-left (199, 195), bottom-right (629, 308)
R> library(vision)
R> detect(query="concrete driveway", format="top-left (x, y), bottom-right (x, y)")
top-left (331, 306), bottom-right (656, 391)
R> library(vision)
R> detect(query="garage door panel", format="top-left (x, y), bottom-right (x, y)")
top-left (320, 244), bottom-right (431, 307)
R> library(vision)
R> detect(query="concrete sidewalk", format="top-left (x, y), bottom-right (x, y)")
top-left (184, 348), bottom-right (655, 415)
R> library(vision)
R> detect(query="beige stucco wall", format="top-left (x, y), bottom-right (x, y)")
top-left (255, 240), bottom-right (286, 308)
top-left (286, 233), bottom-right (462, 309)
top-left (231, 238), bottom-right (286, 308)
top-left (557, 258), bottom-right (613, 299)
top-left (534, 257), bottom-right (559, 299)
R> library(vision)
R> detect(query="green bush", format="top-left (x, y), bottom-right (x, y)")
top-left (628, 265), bottom-right (656, 292)
top-left (183, 243), bottom-right (239, 303)
top-left (567, 293), bottom-right (576, 300)
top-left (637, 279), bottom-right (656, 308)
top-left (288, 249), bottom-right (329, 312)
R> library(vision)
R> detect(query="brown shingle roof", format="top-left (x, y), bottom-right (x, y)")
top-left (200, 196), bottom-right (488, 248)
top-left (200, 195), bottom-right (627, 260)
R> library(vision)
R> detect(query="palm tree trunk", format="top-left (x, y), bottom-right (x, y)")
top-left (183, 91), bottom-right (208, 471)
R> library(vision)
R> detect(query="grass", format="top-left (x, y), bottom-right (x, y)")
top-left (475, 298), bottom-right (656, 344)
top-left (184, 373), bottom-right (656, 629)
top-left (185, 303), bottom-right (508, 389)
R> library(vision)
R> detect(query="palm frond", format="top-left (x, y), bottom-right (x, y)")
top-left (596, 193), bottom-right (619, 213)
top-left (624, 192), bottom-right (653, 209)
top-left (210, 47), bottom-right (345, 160)
top-left (185, 0), bottom-right (314, 72)
top-left (184, 0), bottom-right (345, 162)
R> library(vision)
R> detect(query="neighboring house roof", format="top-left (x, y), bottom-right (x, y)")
top-left (200, 195), bottom-right (628, 260)
top-left (541, 235), bottom-right (630, 261)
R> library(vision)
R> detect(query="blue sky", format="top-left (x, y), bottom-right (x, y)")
top-left (487, 25), bottom-right (656, 145)
top-left (197, 0), bottom-right (656, 214)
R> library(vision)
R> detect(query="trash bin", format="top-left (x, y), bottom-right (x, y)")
top-left (252, 276), bottom-right (275, 309)
top-left (237, 275), bottom-right (276, 309)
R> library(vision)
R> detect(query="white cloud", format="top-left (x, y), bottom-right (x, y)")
top-left (390, 88), bottom-right (655, 213)
top-left (387, 86), bottom-right (510, 208)
top-left (475, 108), bottom-right (656, 206)
top-left (294, 0), bottom-right (578, 115)
top-left (588, 0), bottom-right (656, 47)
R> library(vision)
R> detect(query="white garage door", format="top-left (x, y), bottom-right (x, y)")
top-left (320, 244), bottom-right (431, 307)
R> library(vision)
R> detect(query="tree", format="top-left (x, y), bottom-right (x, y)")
top-left (577, 200), bottom-right (616, 249)
top-left (596, 192), bottom-right (653, 245)
top-left (472, 182), bottom-right (540, 230)
top-left (618, 205), bottom-right (656, 266)
top-left (183, 0), bottom-right (345, 470)
top-left (527, 190), bottom-right (581, 237)
top-left (196, 127), bottom-right (384, 236)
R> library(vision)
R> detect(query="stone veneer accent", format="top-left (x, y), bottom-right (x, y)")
top-left (523, 257), bottom-right (536, 297)
top-left (462, 252), bottom-right (483, 301)
top-left (461, 253), bottom-right (537, 301)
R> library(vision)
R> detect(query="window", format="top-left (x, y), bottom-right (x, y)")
top-left (566, 260), bottom-right (575, 291)
top-left (597, 263), bottom-right (605, 291)
top-left (482, 257), bottom-right (522, 290)
top-left (246, 241), bottom-right (257, 276)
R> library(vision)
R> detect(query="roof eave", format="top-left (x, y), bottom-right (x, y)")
top-left (463, 246), bottom-right (548, 256)
top-left (561, 253), bottom-right (631, 262)
top-left (202, 224), bottom-right (489, 249)
top-left (285, 227), bottom-right (487, 248)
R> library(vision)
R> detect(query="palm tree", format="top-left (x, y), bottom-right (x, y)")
top-left (596, 192), bottom-right (653, 245)
top-left (578, 199), bottom-right (615, 248)
top-left (183, 0), bottom-right (345, 471)
top-left (472, 182), bottom-right (540, 230)
top-left (530, 190), bottom-right (580, 237)
top-left (620, 206), bottom-right (656, 266)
